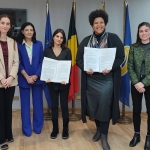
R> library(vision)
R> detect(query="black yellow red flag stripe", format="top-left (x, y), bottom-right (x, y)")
top-left (67, 6), bottom-right (79, 102)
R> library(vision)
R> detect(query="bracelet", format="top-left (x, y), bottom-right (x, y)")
top-left (23, 73), bottom-right (27, 77)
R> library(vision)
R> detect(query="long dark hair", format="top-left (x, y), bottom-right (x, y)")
top-left (0, 14), bottom-right (12, 37)
top-left (134, 22), bottom-right (150, 47)
top-left (50, 29), bottom-right (67, 48)
top-left (17, 22), bottom-right (36, 43)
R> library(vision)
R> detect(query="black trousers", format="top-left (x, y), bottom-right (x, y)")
top-left (95, 119), bottom-right (110, 135)
top-left (0, 86), bottom-right (15, 144)
top-left (48, 86), bottom-right (69, 120)
top-left (131, 84), bottom-right (150, 135)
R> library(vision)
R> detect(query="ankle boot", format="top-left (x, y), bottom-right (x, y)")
top-left (93, 127), bottom-right (101, 142)
top-left (0, 143), bottom-right (8, 150)
top-left (101, 134), bottom-right (110, 150)
top-left (50, 119), bottom-right (59, 139)
top-left (62, 119), bottom-right (69, 139)
top-left (144, 136), bottom-right (150, 150)
top-left (129, 133), bottom-right (140, 147)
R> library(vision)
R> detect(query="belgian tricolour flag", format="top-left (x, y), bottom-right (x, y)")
top-left (67, 6), bottom-right (79, 102)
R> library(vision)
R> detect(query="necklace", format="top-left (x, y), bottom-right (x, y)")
top-left (53, 47), bottom-right (62, 57)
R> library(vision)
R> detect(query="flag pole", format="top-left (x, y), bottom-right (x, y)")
top-left (44, 0), bottom-right (52, 121)
top-left (69, 0), bottom-right (81, 121)
top-left (117, 0), bottom-right (132, 124)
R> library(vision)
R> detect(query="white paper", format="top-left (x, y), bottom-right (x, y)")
top-left (84, 48), bottom-right (100, 72)
top-left (40, 57), bottom-right (71, 83)
top-left (84, 47), bottom-right (116, 72)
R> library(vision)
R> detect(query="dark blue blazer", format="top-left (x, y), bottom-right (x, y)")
top-left (18, 40), bottom-right (44, 88)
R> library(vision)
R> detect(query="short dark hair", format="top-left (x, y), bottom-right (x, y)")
top-left (50, 28), bottom-right (67, 49)
top-left (17, 22), bottom-right (36, 43)
top-left (0, 14), bottom-right (12, 37)
top-left (134, 22), bottom-right (150, 47)
top-left (89, 9), bottom-right (108, 26)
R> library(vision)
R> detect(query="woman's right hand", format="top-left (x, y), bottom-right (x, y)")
top-left (26, 76), bottom-right (35, 84)
top-left (86, 68), bottom-right (93, 75)
top-left (1, 78), bottom-right (7, 88)
top-left (45, 78), bottom-right (51, 83)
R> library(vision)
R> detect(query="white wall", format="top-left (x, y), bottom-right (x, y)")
top-left (1, 0), bottom-right (150, 112)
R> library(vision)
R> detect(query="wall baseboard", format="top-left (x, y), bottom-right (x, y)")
top-left (12, 109), bottom-right (147, 116)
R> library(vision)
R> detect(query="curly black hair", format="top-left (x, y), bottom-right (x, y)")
top-left (89, 9), bottom-right (108, 26)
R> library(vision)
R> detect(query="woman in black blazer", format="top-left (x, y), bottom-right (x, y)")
top-left (44, 29), bottom-right (71, 140)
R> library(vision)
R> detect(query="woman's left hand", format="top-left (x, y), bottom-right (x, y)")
top-left (45, 78), bottom-right (51, 83)
top-left (5, 76), bottom-right (14, 88)
top-left (61, 81), bottom-right (67, 85)
top-left (31, 75), bottom-right (38, 82)
top-left (134, 82), bottom-right (144, 91)
top-left (102, 69), bottom-right (111, 75)
top-left (138, 87), bottom-right (145, 93)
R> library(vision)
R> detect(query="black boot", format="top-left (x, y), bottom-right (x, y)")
top-left (101, 134), bottom-right (110, 150)
top-left (62, 119), bottom-right (69, 139)
top-left (0, 143), bottom-right (8, 150)
top-left (144, 136), bottom-right (150, 150)
top-left (129, 133), bottom-right (140, 147)
top-left (93, 127), bottom-right (101, 142)
top-left (50, 119), bottom-right (59, 139)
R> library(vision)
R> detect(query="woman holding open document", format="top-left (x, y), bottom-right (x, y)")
top-left (44, 29), bottom-right (71, 140)
top-left (76, 10), bottom-right (124, 150)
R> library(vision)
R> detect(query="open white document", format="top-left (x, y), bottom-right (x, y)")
top-left (84, 47), bottom-right (116, 72)
top-left (40, 57), bottom-right (71, 83)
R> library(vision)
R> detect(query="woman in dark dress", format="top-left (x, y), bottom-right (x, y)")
top-left (44, 29), bottom-right (71, 140)
top-left (76, 10), bottom-right (124, 150)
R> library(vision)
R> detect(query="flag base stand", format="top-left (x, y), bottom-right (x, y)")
top-left (44, 108), bottom-right (52, 121)
top-left (117, 115), bottom-right (132, 124)
top-left (69, 99), bottom-right (81, 121)
top-left (117, 104), bottom-right (132, 124)
top-left (69, 113), bottom-right (81, 121)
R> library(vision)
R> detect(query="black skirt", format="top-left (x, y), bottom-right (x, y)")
top-left (86, 72), bottom-right (113, 122)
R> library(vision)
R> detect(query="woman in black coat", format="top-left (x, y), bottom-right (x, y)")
top-left (76, 10), bottom-right (124, 150)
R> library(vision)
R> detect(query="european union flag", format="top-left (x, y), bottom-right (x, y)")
top-left (43, 6), bottom-right (52, 108)
top-left (120, 2), bottom-right (132, 106)
top-left (44, 10), bottom-right (52, 49)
